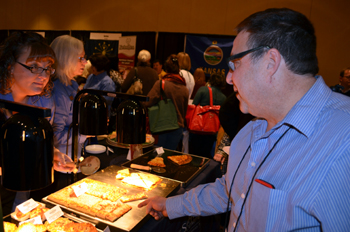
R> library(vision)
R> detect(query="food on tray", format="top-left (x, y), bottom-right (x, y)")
top-left (29, 207), bottom-right (49, 221)
top-left (16, 223), bottom-right (46, 232)
top-left (47, 188), bottom-right (71, 206)
top-left (167, 154), bottom-right (193, 165)
top-left (4, 222), bottom-right (17, 232)
top-left (116, 168), bottom-right (130, 179)
top-left (82, 179), bottom-right (128, 202)
top-left (147, 157), bottom-right (166, 167)
top-left (63, 222), bottom-right (98, 232)
top-left (122, 173), bottom-right (161, 190)
top-left (67, 194), bottom-right (102, 214)
top-left (6, 215), bottom-right (99, 232)
top-left (34, 224), bottom-right (47, 232)
top-left (47, 179), bottom-right (131, 222)
top-left (91, 200), bottom-right (132, 221)
top-left (120, 192), bottom-right (148, 203)
top-left (12, 202), bottom-right (46, 222)
top-left (45, 217), bottom-right (73, 232)
top-left (16, 222), bottom-right (36, 232)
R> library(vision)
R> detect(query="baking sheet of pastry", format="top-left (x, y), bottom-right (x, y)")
top-left (42, 165), bottom-right (180, 232)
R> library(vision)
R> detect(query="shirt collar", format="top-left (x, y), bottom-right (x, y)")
top-left (252, 76), bottom-right (330, 139)
top-left (92, 71), bottom-right (107, 79)
top-left (281, 76), bottom-right (331, 138)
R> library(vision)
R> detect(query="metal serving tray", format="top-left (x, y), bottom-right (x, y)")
top-left (42, 165), bottom-right (180, 232)
top-left (122, 148), bottom-right (210, 187)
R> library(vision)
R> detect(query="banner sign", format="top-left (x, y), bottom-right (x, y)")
top-left (90, 33), bottom-right (121, 41)
top-left (185, 35), bottom-right (235, 79)
top-left (85, 40), bottom-right (119, 59)
top-left (118, 36), bottom-right (137, 74)
top-left (84, 33), bottom-right (121, 59)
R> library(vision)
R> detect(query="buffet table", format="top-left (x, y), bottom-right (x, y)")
top-left (3, 139), bottom-right (222, 232)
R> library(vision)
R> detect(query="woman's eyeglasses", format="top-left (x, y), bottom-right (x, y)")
top-left (78, 56), bottom-right (87, 62)
top-left (17, 62), bottom-right (55, 75)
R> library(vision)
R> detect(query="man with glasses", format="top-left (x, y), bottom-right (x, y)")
top-left (331, 67), bottom-right (350, 96)
top-left (139, 8), bottom-right (350, 231)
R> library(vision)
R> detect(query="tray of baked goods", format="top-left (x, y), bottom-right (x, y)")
top-left (122, 148), bottom-right (210, 187)
top-left (42, 165), bottom-right (180, 232)
top-left (4, 199), bottom-right (102, 232)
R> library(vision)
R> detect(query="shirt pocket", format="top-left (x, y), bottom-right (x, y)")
top-left (245, 180), bottom-right (288, 232)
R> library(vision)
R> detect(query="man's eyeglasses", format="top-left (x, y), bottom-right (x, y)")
top-left (17, 62), bottom-right (55, 75)
top-left (227, 45), bottom-right (270, 71)
top-left (78, 56), bottom-right (87, 62)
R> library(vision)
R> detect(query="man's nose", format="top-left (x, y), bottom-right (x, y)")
top-left (226, 70), bottom-right (233, 85)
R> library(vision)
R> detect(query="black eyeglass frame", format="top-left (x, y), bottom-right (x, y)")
top-left (16, 61), bottom-right (55, 75)
top-left (227, 45), bottom-right (271, 71)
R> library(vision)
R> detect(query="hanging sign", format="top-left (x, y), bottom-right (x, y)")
top-left (118, 36), bottom-right (137, 77)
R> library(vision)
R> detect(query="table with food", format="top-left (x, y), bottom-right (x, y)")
top-left (2, 144), bottom-right (219, 232)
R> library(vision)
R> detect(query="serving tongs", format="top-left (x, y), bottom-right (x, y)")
top-left (130, 164), bottom-right (166, 173)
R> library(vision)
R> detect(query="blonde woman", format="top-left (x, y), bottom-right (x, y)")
top-left (50, 35), bottom-right (88, 187)
top-left (177, 52), bottom-right (195, 100)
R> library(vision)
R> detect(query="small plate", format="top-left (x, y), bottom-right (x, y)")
top-left (85, 145), bottom-right (106, 154)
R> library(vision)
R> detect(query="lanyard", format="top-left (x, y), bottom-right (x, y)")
top-left (225, 126), bottom-right (291, 232)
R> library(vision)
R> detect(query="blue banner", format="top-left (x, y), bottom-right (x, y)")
top-left (186, 35), bottom-right (235, 79)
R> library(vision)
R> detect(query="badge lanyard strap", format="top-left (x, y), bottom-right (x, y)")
top-left (225, 127), bottom-right (291, 232)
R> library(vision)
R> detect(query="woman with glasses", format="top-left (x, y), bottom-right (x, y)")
top-left (0, 31), bottom-right (76, 210)
top-left (50, 35), bottom-right (88, 188)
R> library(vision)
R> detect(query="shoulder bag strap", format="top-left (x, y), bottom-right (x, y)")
top-left (134, 67), bottom-right (138, 79)
top-left (208, 86), bottom-right (213, 106)
top-left (160, 80), bottom-right (167, 101)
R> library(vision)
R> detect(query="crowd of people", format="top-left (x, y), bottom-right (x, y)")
top-left (0, 7), bottom-right (349, 231)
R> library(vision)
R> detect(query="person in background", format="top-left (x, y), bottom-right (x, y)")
top-left (74, 59), bottom-right (91, 90)
top-left (189, 73), bottom-right (226, 159)
top-left (121, 50), bottom-right (158, 95)
top-left (330, 67), bottom-right (350, 96)
top-left (153, 59), bottom-right (166, 80)
top-left (108, 56), bottom-right (124, 92)
top-left (191, 68), bottom-right (206, 99)
top-left (144, 54), bottom-right (188, 150)
top-left (213, 93), bottom-right (255, 174)
top-left (177, 52), bottom-right (195, 99)
top-left (83, 53), bottom-right (116, 115)
top-left (82, 60), bottom-right (92, 78)
top-left (177, 52), bottom-right (195, 154)
top-left (139, 8), bottom-right (350, 231)
top-left (50, 35), bottom-right (88, 188)
top-left (0, 31), bottom-right (75, 209)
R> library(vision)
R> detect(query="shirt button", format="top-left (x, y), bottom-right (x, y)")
top-left (251, 162), bottom-right (256, 167)
top-left (241, 193), bottom-right (245, 199)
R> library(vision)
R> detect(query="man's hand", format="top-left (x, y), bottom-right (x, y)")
top-left (53, 148), bottom-right (77, 172)
top-left (138, 196), bottom-right (168, 220)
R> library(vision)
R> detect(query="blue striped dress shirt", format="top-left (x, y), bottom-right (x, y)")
top-left (166, 76), bottom-right (350, 231)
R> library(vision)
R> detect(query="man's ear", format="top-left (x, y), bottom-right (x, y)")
top-left (266, 48), bottom-right (281, 76)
